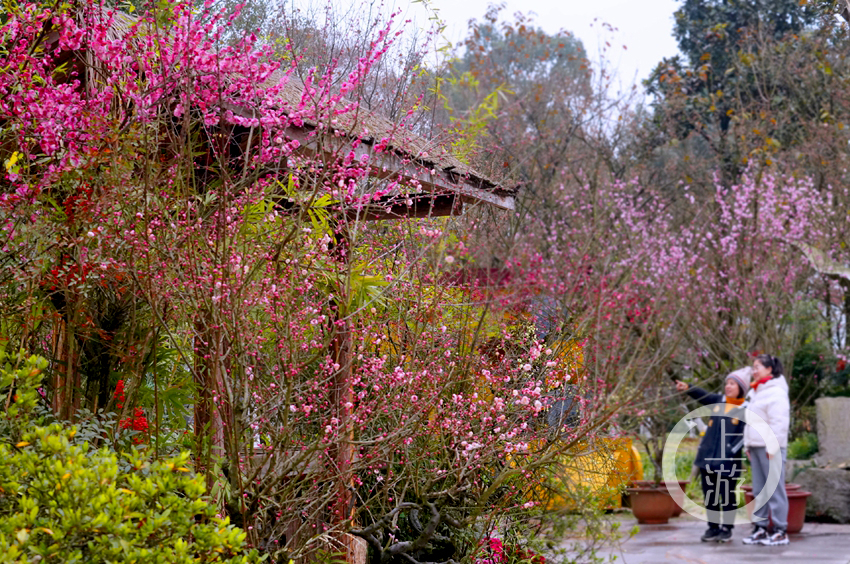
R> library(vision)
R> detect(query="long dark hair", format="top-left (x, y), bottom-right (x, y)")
top-left (755, 354), bottom-right (784, 378)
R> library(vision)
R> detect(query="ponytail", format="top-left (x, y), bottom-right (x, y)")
top-left (771, 355), bottom-right (784, 378)
top-left (756, 353), bottom-right (784, 378)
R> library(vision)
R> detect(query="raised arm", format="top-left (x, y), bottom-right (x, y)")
top-left (680, 383), bottom-right (723, 406)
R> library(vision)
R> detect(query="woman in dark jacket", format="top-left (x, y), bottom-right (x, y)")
top-left (675, 367), bottom-right (751, 543)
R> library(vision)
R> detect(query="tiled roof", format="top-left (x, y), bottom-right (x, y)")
top-left (257, 70), bottom-right (515, 197)
top-left (78, 6), bottom-right (516, 207)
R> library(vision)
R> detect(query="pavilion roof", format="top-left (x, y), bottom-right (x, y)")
top-left (257, 70), bottom-right (516, 208)
top-left (60, 6), bottom-right (517, 215)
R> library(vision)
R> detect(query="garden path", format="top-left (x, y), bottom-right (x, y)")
top-left (573, 513), bottom-right (850, 563)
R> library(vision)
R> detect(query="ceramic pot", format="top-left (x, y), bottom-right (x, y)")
top-left (667, 481), bottom-right (690, 517)
top-left (741, 483), bottom-right (801, 492)
top-left (626, 482), bottom-right (677, 524)
top-left (743, 486), bottom-right (811, 533)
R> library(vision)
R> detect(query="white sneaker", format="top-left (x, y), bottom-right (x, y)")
top-left (742, 526), bottom-right (769, 545)
top-left (766, 530), bottom-right (789, 546)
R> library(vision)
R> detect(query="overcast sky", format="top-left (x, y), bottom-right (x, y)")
top-left (405, 0), bottom-right (683, 90)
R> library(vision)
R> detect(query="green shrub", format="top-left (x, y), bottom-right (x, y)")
top-left (787, 432), bottom-right (819, 460)
top-left (0, 351), bottom-right (262, 563)
top-left (637, 441), bottom-right (697, 482)
top-left (674, 446), bottom-right (695, 481)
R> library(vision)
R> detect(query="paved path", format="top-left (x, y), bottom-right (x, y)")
top-left (584, 514), bottom-right (850, 563)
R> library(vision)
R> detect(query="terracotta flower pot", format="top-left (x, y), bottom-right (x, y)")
top-left (785, 490), bottom-right (812, 534)
top-left (741, 483), bottom-right (801, 492)
top-left (666, 481), bottom-right (689, 517)
top-left (626, 482), bottom-right (677, 524)
top-left (743, 486), bottom-right (811, 533)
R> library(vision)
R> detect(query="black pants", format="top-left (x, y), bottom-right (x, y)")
top-left (700, 468), bottom-right (739, 529)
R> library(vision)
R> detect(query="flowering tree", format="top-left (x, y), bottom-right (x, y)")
top-left (10, 0), bottom-right (846, 561)
top-left (0, 2), bottom-right (646, 562)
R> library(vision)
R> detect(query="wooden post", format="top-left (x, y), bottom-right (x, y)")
top-left (51, 317), bottom-right (66, 416)
top-left (194, 319), bottom-right (226, 488)
top-left (328, 228), bottom-right (361, 562)
top-left (330, 317), bottom-right (355, 524)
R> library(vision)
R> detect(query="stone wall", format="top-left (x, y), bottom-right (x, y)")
top-left (794, 468), bottom-right (850, 523)
top-left (793, 397), bottom-right (850, 523)
top-left (815, 397), bottom-right (850, 466)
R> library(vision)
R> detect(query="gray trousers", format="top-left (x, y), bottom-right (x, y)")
top-left (749, 446), bottom-right (788, 531)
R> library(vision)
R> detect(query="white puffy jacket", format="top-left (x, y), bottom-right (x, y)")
top-left (743, 375), bottom-right (790, 454)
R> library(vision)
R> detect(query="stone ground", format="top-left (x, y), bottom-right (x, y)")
top-left (573, 513), bottom-right (850, 563)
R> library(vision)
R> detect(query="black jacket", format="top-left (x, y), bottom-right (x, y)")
top-left (686, 386), bottom-right (746, 476)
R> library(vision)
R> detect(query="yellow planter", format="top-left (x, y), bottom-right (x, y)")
top-left (526, 438), bottom-right (643, 511)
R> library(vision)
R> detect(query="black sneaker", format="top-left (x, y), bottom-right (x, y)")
top-left (716, 528), bottom-right (733, 543)
top-left (766, 529), bottom-right (789, 546)
top-left (701, 528), bottom-right (722, 542)
top-left (742, 525), bottom-right (769, 545)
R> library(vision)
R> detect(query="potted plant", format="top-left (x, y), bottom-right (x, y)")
top-left (742, 483), bottom-right (811, 533)
top-left (623, 380), bottom-right (688, 524)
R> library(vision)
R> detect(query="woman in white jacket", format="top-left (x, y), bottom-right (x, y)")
top-left (742, 354), bottom-right (791, 547)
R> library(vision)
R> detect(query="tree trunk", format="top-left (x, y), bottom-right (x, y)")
top-left (194, 318), bottom-right (226, 488)
top-left (330, 317), bottom-right (354, 526)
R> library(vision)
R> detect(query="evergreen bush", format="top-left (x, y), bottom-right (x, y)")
top-left (0, 351), bottom-right (262, 563)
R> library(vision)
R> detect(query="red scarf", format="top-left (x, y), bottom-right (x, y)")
top-left (751, 375), bottom-right (772, 391)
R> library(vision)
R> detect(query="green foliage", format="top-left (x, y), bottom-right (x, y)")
top-left (787, 432), bottom-right (819, 460)
top-left (638, 445), bottom-right (696, 483)
top-left (346, 264), bottom-right (390, 313)
top-left (277, 174), bottom-right (337, 238)
top-left (738, 462), bottom-right (752, 502)
top-left (673, 444), bottom-right (696, 481)
top-left (819, 359), bottom-right (850, 399)
top-left (0, 352), bottom-right (262, 563)
top-left (788, 316), bottom-right (850, 431)
top-left (452, 10), bottom-right (588, 92)
top-left (441, 5), bottom-right (593, 188)
top-left (790, 330), bottom-right (832, 404)
top-left (644, 0), bottom-right (825, 187)
top-left (0, 351), bottom-right (46, 425)
top-left (136, 338), bottom-right (195, 455)
top-left (432, 72), bottom-right (509, 163)
top-left (669, 447), bottom-right (706, 507)
top-left (673, 0), bottom-right (817, 71)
